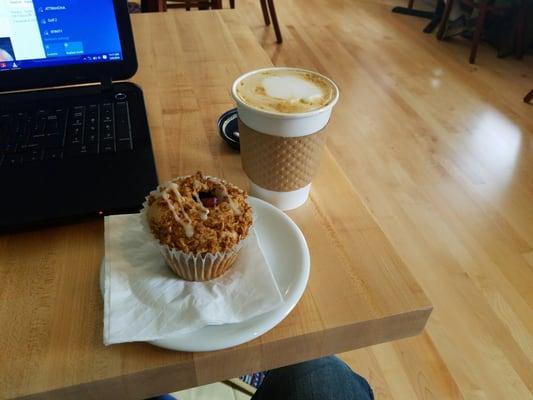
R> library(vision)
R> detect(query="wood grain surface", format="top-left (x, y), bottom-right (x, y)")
top-left (0, 11), bottom-right (431, 400)
top-left (234, 0), bottom-right (533, 398)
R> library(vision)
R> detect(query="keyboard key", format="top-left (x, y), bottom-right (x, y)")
top-left (86, 129), bottom-right (98, 145)
top-left (2, 154), bottom-right (22, 167)
top-left (101, 140), bottom-right (115, 153)
top-left (46, 133), bottom-right (65, 148)
top-left (79, 143), bottom-right (98, 155)
top-left (12, 113), bottom-right (29, 148)
top-left (68, 125), bottom-right (83, 145)
top-left (45, 115), bottom-right (59, 134)
top-left (5, 143), bottom-right (18, 153)
top-left (0, 115), bottom-right (9, 151)
top-left (22, 142), bottom-right (42, 151)
top-left (22, 150), bottom-right (43, 163)
top-left (33, 115), bottom-right (46, 137)
top-left (55, 108), bottom-right (66, 118)
top-left (101, 103), bottom-right (113, 122)
top-left (15, 131), bottom-right (29, 145)
top-left (69, 125), bottom-right (83, 135)
top-left (43, 149), bottom-right (63, 161)
top-left (67, 106), bottom-right (86, 146)
top-left (85, 105), bottom-right (99, 139)
top-left (72, 106), bottom-right (85, 116)
top-left (25, 115), bottom-right (35, 134)
top-left (69, 142), bottom-right (98, 157)
top-left (25, 135), bottom-right (46, 149)
top-left (70, 106), bottom-right (85, 127)
top-left (117, 139), bottom-right (133, 152)
top-left (100, 103), bottom-right (114, 147)
top-left (101, 123), bottom-right (113, 140)
top-left (0, 114), bottom-right (10, 132)
top-left (14, 113), bottom-right (26, 135)
top-left (115, 102), bottom-right (131, 141)
top-left (0, 114), bottom-right (9, 126)
top-left (71, 117), bottom-right (83, 127)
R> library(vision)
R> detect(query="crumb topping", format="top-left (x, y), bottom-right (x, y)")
top-left (147, 172), bottom-right (252, 254)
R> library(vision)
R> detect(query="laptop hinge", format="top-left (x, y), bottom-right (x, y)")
top-left (100, 77), bottom-right (113, 92)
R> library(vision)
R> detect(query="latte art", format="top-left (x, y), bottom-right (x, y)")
top-left (235, 68), bottom-right (336, 114)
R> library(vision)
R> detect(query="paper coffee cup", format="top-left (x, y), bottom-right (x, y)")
top-left (231, 67), bottom-right (339, 210)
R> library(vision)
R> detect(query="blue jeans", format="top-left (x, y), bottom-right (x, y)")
top-left (251, 356), bottom-right (374, 400)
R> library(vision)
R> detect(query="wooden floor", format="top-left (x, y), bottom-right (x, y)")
top-left (231, 0), bottom-right (533, 398)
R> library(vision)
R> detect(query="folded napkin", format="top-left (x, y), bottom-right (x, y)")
top-left (103, 214), bottom-right (283, 345)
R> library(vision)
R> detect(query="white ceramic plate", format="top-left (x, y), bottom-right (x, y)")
top-left (101, 196), bottom-right (310, 352)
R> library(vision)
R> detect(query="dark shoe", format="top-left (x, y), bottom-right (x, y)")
top-left (144, 395), bottom-right (177, 400)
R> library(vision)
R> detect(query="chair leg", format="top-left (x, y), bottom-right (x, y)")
top-left (141, 0), bottom-right (166, 12)
top-left (267, 0), bottom-right (282, 43)
top-left (408, 0), bottom-right (414, 9)
top-left (469, 0), bottom-right (488, 64)
top-left (437, 0), bottom-right (455, 40)
top-left (260, 0), bottom-right (270, 25)
top-left (230, 0), bottom-right (235, 8)
top-left (524, 89), bottom-right (533, 104)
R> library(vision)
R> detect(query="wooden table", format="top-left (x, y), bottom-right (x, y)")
top-left (0, 11), bottom-right (432, 400)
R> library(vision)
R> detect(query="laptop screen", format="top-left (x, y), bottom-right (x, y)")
top-left (0, 0), bottom-right (123, 72)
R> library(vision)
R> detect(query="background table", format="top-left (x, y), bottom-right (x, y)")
top-left (0, 11), bottom-right (432, 400)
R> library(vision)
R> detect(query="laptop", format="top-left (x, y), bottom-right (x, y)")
top-left (0, 0), bottom-right (158, 231)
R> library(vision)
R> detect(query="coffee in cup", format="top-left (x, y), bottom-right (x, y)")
top-left (231, 67), bottom-right (339, 210)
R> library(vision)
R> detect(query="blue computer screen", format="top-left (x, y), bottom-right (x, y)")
top-left (0, 0), bottom-right (123, 72)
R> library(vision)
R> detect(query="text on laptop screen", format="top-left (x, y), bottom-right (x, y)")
top-left (0, 0), bottom-right (123, 71)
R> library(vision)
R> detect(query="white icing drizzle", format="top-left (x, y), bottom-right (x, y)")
top-left (206, 176), bottom-right (241, 216)
top-left (168, 182), bottom-right (185, 204)
top-left (192, 192), bottom-right (209, 220)
top-left (161, 190), bottom-right (194, 238)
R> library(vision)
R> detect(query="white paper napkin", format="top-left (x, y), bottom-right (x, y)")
top-left (103, 214), bottom-right (283, 345)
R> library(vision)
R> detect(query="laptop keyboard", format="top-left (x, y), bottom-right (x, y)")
top-left (0, 101), bottom-right (133, 167)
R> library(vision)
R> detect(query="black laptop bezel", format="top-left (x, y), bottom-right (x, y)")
top-left (0, 0), bottom-right (137, 93)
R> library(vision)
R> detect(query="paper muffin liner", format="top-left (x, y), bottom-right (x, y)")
top-left (140, 197), bottom-right (246, 281)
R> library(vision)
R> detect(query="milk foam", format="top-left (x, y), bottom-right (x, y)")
top-left (235, 68), bottom-right (336, 114)
top-left (263, 76), bottom-right (323, 103)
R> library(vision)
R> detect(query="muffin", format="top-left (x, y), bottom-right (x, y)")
top-left (142, 172), bottom-right (253, 281)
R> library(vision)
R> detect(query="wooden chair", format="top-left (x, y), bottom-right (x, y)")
top-left (229, 0), bottom-right (282, 43)
top-left (141, 0), bottom-right (282, 43)
top-left (141, 0), bottom-right (221, 12)
top-left (437, 0), bottom-right (526, 64)
top-left (166, 0), bottom-right (221, 10)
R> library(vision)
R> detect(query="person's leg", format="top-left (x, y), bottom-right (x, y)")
top-left (251, 356), bottom-right (374, 400)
